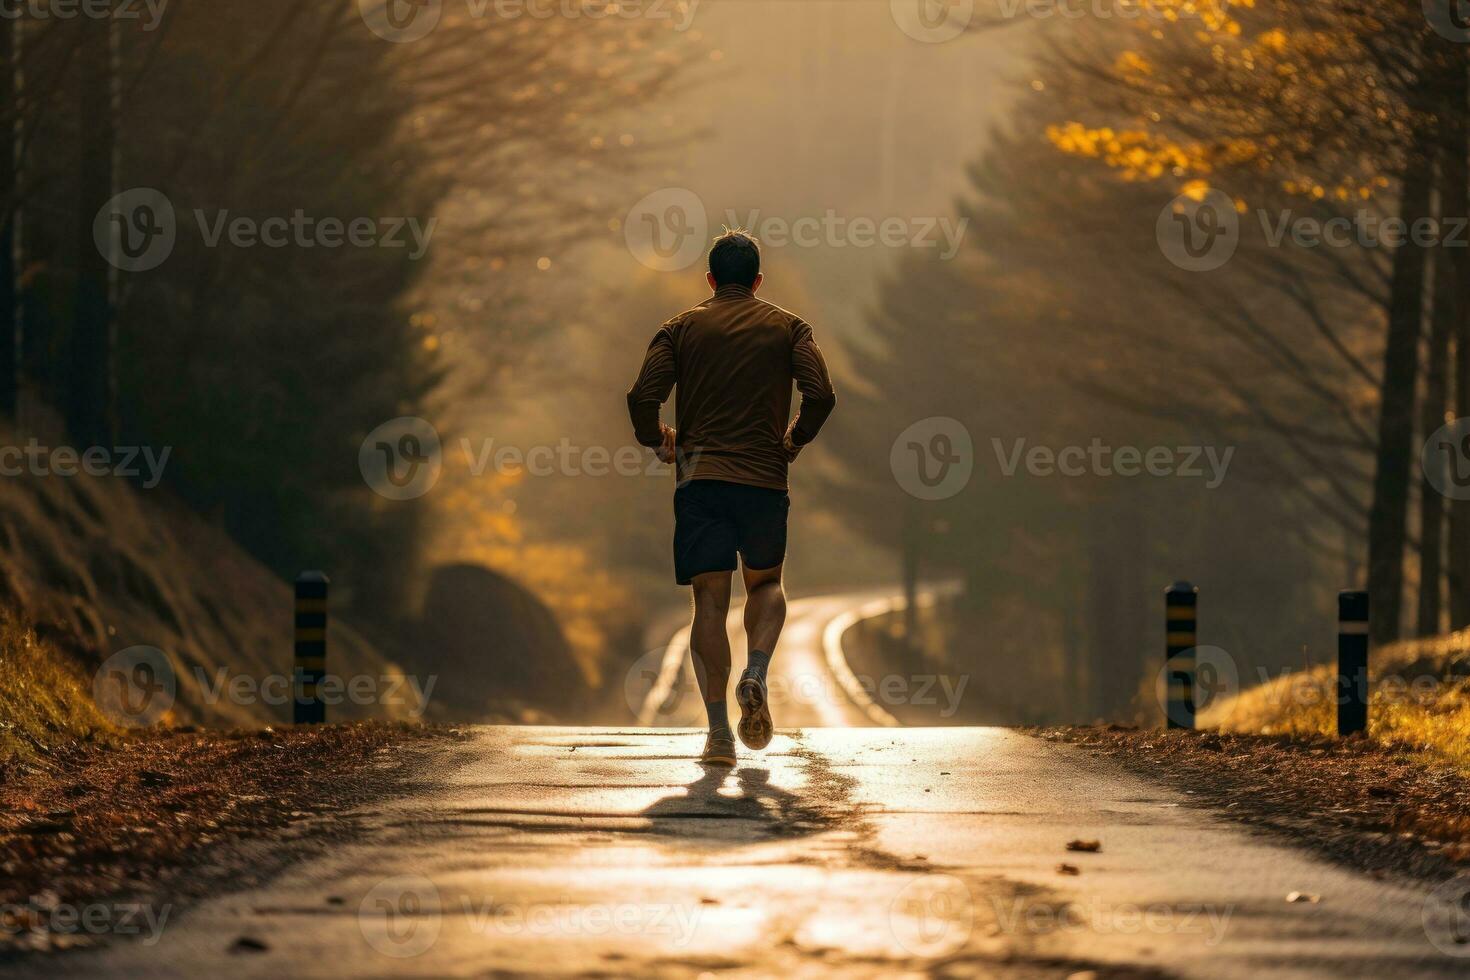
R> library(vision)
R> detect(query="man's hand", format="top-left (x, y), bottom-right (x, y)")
top-left (782, 430), bottom-right (801, 463)
top-left (657, 424), bottom-right (678, 465)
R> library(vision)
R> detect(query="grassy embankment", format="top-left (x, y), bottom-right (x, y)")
top-left (0, 615), bottom-right (117, 772)
top-left (1200, 630), bottom-right (1470, 770)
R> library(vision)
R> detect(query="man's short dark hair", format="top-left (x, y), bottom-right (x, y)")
top-left (708, 228), bottom-right (761, 287)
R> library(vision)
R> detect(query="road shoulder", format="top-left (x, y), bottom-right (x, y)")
top-left (1034, 726), bottom-right (1470, 881)
top-left (0, 723), bottom-right (454, 959)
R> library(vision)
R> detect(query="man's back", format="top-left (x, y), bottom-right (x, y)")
top-left (625, 227), bottom-right (834, 767)
top-left (626, 282), bottom-right (835, 490)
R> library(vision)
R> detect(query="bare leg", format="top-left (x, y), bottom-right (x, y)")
top-left (734, 563), bottom-right (784, 751)
top-left (689, 571), bottom-right (733, 724)
top-left (742, 562), bottom-right (786, 663)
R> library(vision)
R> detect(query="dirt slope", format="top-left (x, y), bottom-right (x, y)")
top-left (0, 464), bottom-right (421, 727)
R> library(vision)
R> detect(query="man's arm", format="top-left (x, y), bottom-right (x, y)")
top-left (626, 324), bottom-right (677, 450)
top-left (787, 320), bottom-right (836, 453)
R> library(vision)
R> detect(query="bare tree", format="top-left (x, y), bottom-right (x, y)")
top-left (0, 15), bottom-right (19, 418)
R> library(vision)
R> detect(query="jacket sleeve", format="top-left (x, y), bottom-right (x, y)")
top-left (626, 323), bottom-right (677, 448)
top-left (789, 319), bottom-right (836, 447)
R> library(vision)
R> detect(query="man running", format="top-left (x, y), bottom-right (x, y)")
top-left (626, 229), bottom-right (837, 766)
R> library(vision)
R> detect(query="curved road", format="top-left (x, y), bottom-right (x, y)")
top-left (25, 588), bottom-right (1468, 978)
top-left (637, 587), bottom-right (927, 728)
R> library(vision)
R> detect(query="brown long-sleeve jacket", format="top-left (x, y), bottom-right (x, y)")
top-left (626, 282), bottom-right (836, 491)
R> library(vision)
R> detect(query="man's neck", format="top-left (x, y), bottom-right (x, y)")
top-left (712, 283), bottom-right (755, 300)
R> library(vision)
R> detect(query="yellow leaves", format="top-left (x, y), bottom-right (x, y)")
top-left (1138, 0), bottom-right (1249, 36)
top-left (1281, 176), bottom-right (1383, 205)
top-left (1115, 50), bottom-right (1153, 77)
top-left (430, 466), bottom-right (628, 684)
top-left (1046, 122), bottom-right (1227, 181)
top-left (1257, 27), bottom-right (1288, 54)
top-left (1176, 181), bottom-right (1249, 212)
top-left (1180, 179), bottom-right (1211, 201)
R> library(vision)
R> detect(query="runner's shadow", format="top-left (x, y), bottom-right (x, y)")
top-left (639, 765), bottom-right (824, 845)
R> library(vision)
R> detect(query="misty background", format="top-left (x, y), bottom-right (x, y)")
top-left (3, 0), bottom-right (1458, 726)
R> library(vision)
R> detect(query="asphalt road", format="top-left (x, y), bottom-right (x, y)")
top-left (635, 588), bottom-right (915, 729)
top-left (25, 590), bottom-right (1470, 977)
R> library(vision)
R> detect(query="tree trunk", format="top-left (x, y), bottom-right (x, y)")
top-left (1367, 127), bottom-right (1435, 646)
top-left (1062, 588), bottom-right (1087, 721)
top-left (0, 17), bottom-right (17, 418)
top-left (901, 496), bottom-right (920, 648)
top-left (1419, 225), bottom-right (1453, 636)
top-left (1447, 57), bottom-right (1470, 630)
top-left (68, 14), bottom-right (116, 446)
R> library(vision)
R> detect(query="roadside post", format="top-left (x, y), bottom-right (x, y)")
top-left (1165, 581), bottom-right (1198, 729)
top-left (1337, 590), bottom-right (1369, 736)
top-left (294, 570), bottom-right (329, 724)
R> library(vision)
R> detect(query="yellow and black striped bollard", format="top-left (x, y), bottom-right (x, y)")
top-left (1165, 581), bottom-right (1198, 729)
top-left (1337, 590), bottom-right (1369, 737)
top-left (294, 570), bottom-right (329, 724)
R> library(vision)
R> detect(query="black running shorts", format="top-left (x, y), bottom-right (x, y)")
top-left (673, 479), bottom-right (789, 585)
